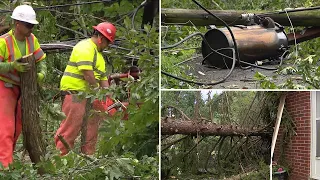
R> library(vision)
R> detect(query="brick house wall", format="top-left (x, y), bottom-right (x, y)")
top-left (274, 91), bottom-right (311, 180)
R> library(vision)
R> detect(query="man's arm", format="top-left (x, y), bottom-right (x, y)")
top-left (0, 62), bottom-right (11, 73)
top-left (36, 61), bottom-right (47, 76)
top-left (82, 70), bottom-right (99, 88)
top-left (100, 80), bottom-right (109, 88)
top-left (0, 41), bottom-right (11, 73)
top-left (36, 61), bottom-right (47, 83)
top-left (0, 61), bottom-right (30, 73)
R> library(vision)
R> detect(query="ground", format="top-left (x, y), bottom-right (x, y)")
top-left (182, 55), bottom-right (303, 89)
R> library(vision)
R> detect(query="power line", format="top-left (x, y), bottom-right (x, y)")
top-left (260, 5), bottom-right (320, 15)
top-left (0, 0), bottom-right (116, 13)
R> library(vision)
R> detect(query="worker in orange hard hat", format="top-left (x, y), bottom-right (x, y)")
top-left (0, 5), bottom-right (46, 168)
top-left (54, 22), bottom-right (118, 156)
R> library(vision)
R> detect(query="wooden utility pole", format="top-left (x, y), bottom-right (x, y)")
top-left (162, 8), bottom-right (320, 27)
top-left (20, 54), bottom-right (46, 174)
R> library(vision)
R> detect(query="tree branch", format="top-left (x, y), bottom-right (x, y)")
top-left (56, 24), bottom-right (87, 37)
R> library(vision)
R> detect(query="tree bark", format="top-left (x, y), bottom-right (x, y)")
top-left (161, 119), bottom-right (272, 137)
top-left (161, 8), bottom-right (320, 27)
top-left (20, 54), bottom-right (46, 174)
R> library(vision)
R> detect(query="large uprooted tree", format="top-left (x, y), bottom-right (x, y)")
top-left (161, 91), bottom-right (295, 179)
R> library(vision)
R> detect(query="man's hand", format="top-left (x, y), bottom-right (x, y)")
top-left (10, 60), bottom-right (30, 72)
top-left (82, 70), bottom-right (98, 88)
top-left (37, 72), bottom-right (45, 84)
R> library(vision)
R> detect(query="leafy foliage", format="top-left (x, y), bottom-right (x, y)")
top-left (0, 0), bottom-right (158, 179)
top-left (255, 55), bottom-right (320, 89)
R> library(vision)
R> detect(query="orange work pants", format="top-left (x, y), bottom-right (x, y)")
top-left (54, 94), bottom-right (114, 155)
top-left (0, 81), bottom-right (22, 168)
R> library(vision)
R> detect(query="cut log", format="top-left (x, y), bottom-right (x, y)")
top-left (162, 8), bottom-right (320, 27)
top-left (161, 119), bottom-right (272, 136)
top-left (20, 54), bottom-right (46, 174)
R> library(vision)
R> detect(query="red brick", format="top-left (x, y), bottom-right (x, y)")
top-left (275, 91), bottom-right (311, 180)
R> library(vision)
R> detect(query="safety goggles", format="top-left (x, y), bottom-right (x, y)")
top-left (22, 22), bottom-right (34, 29)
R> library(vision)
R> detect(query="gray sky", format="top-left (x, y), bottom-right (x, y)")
top-left (201, 90), bottom-right (223, 101)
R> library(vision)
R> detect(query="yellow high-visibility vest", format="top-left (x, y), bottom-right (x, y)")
top-left (0, 29), bottom-right (46, 85)
top-left (60, 39), bottom-right (107, 92)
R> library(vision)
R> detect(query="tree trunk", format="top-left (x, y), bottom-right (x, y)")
top-left (20, 54), bottom-right (46, 174)
top-left (161, 119), bottom-right (272, 137)
top-left (161, 8), bottom-right (320, 27)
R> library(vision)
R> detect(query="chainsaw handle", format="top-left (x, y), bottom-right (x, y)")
top-left (108, 72), bottom-right (140, 85)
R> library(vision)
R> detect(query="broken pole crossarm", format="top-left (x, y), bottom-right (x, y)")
top-left (161, 120), bottom-right (272, 137)
top-left (287, 26), bottom-right (320, 45)
top-left (161, 8), bottom-right (320, 27)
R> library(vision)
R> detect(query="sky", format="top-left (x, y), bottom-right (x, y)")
top-left (201, 90), bottom-right (223, 101)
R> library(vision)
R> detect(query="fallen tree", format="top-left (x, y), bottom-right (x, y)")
top-left (161, 8), bottom-right (320, 27)
top-left (161, 118), bottom-right (272, 137)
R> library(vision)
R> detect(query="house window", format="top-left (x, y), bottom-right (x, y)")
top-left (317, 120), bottom-right (320, 157)
top-left (316, 92), bottom-right (320, 157)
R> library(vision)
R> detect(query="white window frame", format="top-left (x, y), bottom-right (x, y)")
top-left (311, 92), bottom-right (320, 179)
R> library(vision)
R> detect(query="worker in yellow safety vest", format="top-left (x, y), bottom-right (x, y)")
top-left (54, 22), bottom-right (116, 156)
top-left (0, 5), bottom-right (46, 168)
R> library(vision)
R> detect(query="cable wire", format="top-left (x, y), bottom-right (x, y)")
top-left (161, 24), bottom-right (277, 85)
top-left (132, 0), bottom-right (146, 30)
top-left (284, 9), bottom-right (298, 60)
top-left (161, 31), bottom-right (277, 70)
top-left (191, 0), bottom-right (241, 66)
top-left (161, 32), bottom-right (202, 50)
top-left (0, 0), bottom-right (115, 13)
top-left (161, 48), bottom-right (236, 86)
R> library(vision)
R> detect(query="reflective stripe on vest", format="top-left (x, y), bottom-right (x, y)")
top-left (26, 34), bottom-right (34, 52)
top-left (63, 72), bottom-right (84, 80)
top-left (68, 61), bottom-right (92, 66)
top-left (91, 50), bottom-right (106, 76)
top-left (63, 50), bottom-right (106, 80)
top-left (0, 34), bottom-right (20, 84)
top-left (34, 48), bottom-right (45, 61)
top-left (27, 35), bottom-right (44, 62)
top-left (5, 35), bottom-right (15, 62)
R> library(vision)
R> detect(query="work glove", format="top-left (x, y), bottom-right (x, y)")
top-left (37, 72), bottom-right (45, 84)
top-left (10, 60), bottom-right (30, 72)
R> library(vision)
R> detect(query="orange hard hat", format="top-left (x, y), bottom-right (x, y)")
top-left (93, 22), bottom-right (116, 43)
